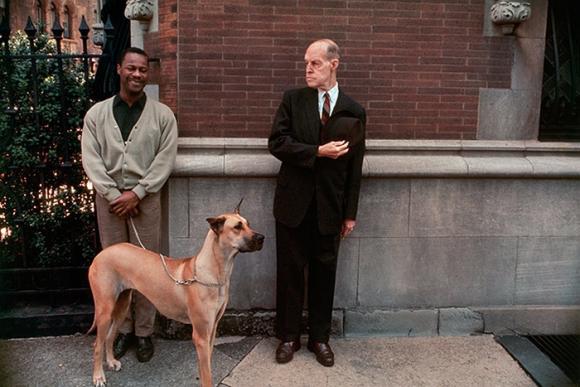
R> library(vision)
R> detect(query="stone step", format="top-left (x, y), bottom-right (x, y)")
top-left (0, 304), bottom-right (94, 339)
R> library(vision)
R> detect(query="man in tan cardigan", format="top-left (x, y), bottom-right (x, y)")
top-left (81, 47), bottom-right (178, 362)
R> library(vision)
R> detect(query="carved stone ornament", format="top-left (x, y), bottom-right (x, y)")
top-left (490, 1), bottom-right (532, 35)
top-left (124, 0), bottom-right (155, 22)
top-left (92, 21), bottom-right (105, 47)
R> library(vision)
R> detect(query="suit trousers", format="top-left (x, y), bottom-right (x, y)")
top-left (95, 192), bottom-right (160, 337)
top-left (275, 198), bottom-right (340, 343)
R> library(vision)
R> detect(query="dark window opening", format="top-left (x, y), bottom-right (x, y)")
top-left (0, 0), bottom-right (6, 26)
top-left (63, 5), bottom-right (71, 39)
top-left (539, 0), bottom-right (580, 141)
top-left (49, 2), bottom-right (57, 29)
top-left (36, 0), bottom-right (45, 32)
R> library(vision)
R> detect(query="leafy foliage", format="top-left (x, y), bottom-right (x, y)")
top-left (0, 32), bottom-right (97, 268)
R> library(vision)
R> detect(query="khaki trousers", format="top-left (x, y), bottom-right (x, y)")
top-left (95, 192), bottom-right (160, 337)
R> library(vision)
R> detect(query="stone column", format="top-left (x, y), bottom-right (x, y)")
top-left (124, 0), bottom-right (155, 49)
top-left (478, 0), bottom-right (548, 140)
top-left (92, 0), bottom-right (105, 48)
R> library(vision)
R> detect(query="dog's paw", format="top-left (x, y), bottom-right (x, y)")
top-left (93, 373), bottom-right (107, 386)
top-left (107, 358), bottom-right (122, 371)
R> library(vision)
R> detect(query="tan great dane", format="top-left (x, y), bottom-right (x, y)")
top-left (87, 205), bottom-right (264, 387)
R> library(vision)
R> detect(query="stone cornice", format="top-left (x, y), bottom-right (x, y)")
top-left (173, 138), bottom-right (580, 178)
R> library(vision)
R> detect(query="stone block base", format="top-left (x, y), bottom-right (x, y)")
top-left (155, 306), bottom-right (580, 339)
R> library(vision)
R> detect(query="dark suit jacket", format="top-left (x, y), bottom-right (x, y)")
top-left (269, 87), bottom-right (366, 235)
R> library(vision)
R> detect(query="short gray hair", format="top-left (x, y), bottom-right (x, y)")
top-left (312, 39), bottom-right (341, 60)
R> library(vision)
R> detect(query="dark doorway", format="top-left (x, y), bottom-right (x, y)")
top-left (539, 0), bottom-right (580, 141)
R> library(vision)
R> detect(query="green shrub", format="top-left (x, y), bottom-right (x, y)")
top-left (0, 32), bottom-right (97, 268)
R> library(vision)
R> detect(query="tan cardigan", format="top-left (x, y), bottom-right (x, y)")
top-left (81, 95), bottom-right (178, 202)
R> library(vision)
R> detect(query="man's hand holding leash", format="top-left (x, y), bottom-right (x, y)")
top-left (109, 191), bottom-right (140, 218)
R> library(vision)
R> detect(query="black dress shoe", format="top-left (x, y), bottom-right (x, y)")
top-left (136, 336), bottom-right (154, 363)
top-left (113, 333), bottom-right (134, 360)
top-left (275, 340), bottom-right (301, 364)
top-left (307, 341), bottom-right (334, 367)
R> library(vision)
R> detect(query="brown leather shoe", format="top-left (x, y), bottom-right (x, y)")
top-left (307, 341), bottom-right (334, 367)
top-left (275, 340), bottom-right (301, 364)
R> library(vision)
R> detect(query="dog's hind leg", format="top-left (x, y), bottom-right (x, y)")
top-left (104, 289), bottom-right (132, 371)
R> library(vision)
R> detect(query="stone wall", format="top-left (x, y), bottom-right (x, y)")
top-left (163, 138), bottom-right (580, 336)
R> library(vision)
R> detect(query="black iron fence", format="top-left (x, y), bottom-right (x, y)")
top-left (0, 15), bottom-right (114, 328)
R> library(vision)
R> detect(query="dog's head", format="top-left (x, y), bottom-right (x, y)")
top-left (206, 211), bottom-right (264, 253)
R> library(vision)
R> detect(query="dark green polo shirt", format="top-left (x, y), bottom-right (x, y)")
top-left (113, 94), bottom-right (147, 142)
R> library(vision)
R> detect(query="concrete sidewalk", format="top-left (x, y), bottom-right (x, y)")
top-left (0, 334), bottom-right (535, 386)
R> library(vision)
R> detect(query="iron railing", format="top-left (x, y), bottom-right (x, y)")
top-left (0, 15), bottom-right (114, 320)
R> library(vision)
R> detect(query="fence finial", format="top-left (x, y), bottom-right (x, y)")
top-left (79, 16), bottom-right (90, 38)
top-left (51, 17), bottom-right (64, 39)
top-left (24, 17), bottom-right (37, 39)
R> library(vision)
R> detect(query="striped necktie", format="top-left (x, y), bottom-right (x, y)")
top-left (321, 92), bottom-right (330, 126)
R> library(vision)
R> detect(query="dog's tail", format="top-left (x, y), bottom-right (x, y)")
top-left (86, 313), bottom-right (97, 335)
top-left (86, 266), bottom-right (97, 335)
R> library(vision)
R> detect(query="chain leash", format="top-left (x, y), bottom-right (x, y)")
top-left (129, 217), bottom-right (223, 288)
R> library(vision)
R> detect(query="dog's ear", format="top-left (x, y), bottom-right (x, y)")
top-left (234, 197), bottom-right (244, 215)
top-left (207, 216), bottom-right (226, 234)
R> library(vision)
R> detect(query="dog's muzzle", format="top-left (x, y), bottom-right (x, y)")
top-left (240, 233), bottom-right (265, 252)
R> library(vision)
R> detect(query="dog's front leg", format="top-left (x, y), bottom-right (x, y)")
top-left (192, 323), bottom-right (214, 387)
top-left (209, 306), bottom-right (226, 359)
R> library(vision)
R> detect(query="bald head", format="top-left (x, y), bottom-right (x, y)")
top-left (308, 39), bottom-right (341, 61)
top-left (304, 39), bottom-right (340, 91)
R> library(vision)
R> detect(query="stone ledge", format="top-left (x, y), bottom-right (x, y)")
top-left (173, 138), bottom-right (580, 178)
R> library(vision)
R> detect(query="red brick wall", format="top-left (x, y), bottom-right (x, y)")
top-left (145, 1), bottom-right (178, 112)
top-left (162, 0), bottom-right (514, 139)
top-left (9, 0), bottom-right (99, 54)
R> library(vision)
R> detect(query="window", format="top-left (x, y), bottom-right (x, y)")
top-left (49, 2), bottom-right (57, 29)
top-left (36, 0), bottom-right (45, 31)
top-left (0, 0), bottom-right (6, 26)
top-left (63, 5), bottom-right (71, 38)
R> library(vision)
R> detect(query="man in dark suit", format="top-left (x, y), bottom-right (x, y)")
top-left (268, 39), bottom-right (366, 367)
